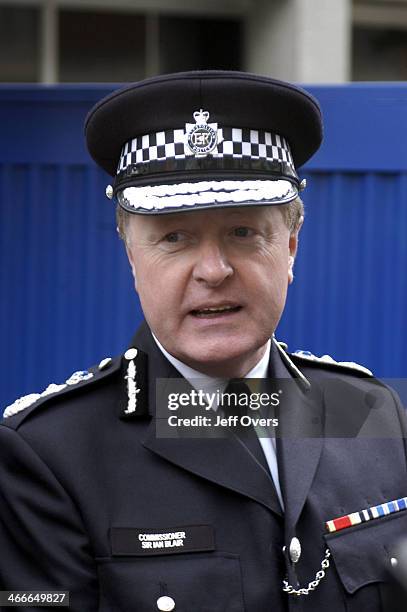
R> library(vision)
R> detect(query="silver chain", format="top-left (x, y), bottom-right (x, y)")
top-left (282, 548), bottom-right (331, 596)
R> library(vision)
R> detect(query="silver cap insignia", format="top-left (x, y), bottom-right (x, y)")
top-left (185, 109), bottom-right (218, 157)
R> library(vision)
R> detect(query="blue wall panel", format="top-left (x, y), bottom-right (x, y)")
top-left (1, 84), bottom-right (406, 409)
top-left (278, 170), bottom-right (407, 377)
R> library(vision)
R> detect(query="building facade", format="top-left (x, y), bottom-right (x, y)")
top-left (1, 0), bottom-right (407, 84)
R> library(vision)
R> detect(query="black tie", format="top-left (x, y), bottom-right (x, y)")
top-left (222, 380), bottom-right (272, 476)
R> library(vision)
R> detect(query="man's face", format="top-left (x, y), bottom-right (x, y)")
top-left (125, 205), bottom-right (300, 377)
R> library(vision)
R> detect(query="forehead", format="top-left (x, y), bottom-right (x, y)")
top-left (127, 205), bottom-right (284, 233)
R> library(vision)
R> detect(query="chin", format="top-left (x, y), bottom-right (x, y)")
top-left (181, 350), bottom-right (232, 368)
top-left (180, 340), bottom-right (263, 374)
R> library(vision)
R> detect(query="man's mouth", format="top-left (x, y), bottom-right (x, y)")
top-left (190, 305), bottom-right (242, 318)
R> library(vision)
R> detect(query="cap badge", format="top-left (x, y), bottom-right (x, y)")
top-left (185, 109), bottom-right (218, 157)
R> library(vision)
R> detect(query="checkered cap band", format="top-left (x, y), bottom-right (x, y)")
top-left (117, 127), bottom-right (294, 175)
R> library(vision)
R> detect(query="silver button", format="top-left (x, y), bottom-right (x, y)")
top-left (390, 557), bottom-right (398, 568)
top-left (157, 596), bottom-right (175, 611)
top-left (124, 348), bottom-right (138, 361)
top-left (105, 185), bottom-right (114, 199)
top-left (98, 357), bottom-right (112, 371)
top-left (289, 537), bottom-right (301, 564)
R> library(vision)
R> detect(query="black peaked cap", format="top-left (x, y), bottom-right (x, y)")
top-left (85, 70), bottom-right (323, 178)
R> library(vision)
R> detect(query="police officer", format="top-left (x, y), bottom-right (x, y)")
top-left (1, 71), bottom-right (406, 612)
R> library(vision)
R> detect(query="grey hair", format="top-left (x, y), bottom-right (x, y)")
top-left (279, 196), bottom-right (304, 232)
top-left (116, 196), bottom-right (304, 243)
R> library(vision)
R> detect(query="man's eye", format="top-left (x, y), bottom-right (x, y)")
top-left (233, 227), bottom-right (253, 238)
top-left (164, 232), bottom-right (182, 243)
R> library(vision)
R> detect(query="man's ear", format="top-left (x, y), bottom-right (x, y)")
top-left (288, 216), bottom-right (304, 284)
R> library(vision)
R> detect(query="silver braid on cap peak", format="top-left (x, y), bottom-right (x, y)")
top-left (118, 179), bottom-right (297, 212)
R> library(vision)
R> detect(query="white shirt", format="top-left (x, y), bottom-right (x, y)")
top-left (153, 335), bottom-right (284, 509)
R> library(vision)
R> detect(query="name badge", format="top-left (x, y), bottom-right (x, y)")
top-left (110, 525), bottom-right (215, 556)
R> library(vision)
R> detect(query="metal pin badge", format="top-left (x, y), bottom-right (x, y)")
top-left (125, 348), bottom-right (138, 361)
top-left (157, 596), bottom-right (175, 611)
top-left (106, 184), bottom-right (114, 199)
top-left (98, 357), bottom-right (112, 371)
top-left (289, 537), bottom-right (301, 564)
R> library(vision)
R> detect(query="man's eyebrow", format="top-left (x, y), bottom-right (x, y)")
top-left (225, 210), bottom-right (259, 218)
top-left (225, 211), bottom-right (271, 223)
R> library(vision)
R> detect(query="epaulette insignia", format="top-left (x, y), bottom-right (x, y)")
top-left (3, 370), bottom-right (94, 419)
top-left (123, 348), bottom-right (141, 416)
top-left (292, 350), bottom-right (373, 376)
top-left (119, 347), bottom-right (149, 419)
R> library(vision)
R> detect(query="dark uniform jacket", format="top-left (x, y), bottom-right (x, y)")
top-left (0, 322), bottom-right (406, 611)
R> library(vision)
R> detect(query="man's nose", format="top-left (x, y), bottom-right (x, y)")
top-left (192, 240), bottom-right (234, 287)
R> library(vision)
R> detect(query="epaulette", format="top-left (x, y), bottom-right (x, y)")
top-left (3, 347), bottom-right (150, 423)
top-left (3, 356), bottom-right (120, 420)
top-left (289, 349), bottom-right (373, 377)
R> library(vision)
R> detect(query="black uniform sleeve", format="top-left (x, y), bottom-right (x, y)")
top-left (0, 425), bottom-right (98, 611)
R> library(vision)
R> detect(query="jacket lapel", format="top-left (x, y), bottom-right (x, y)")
top-left (143, 426), bottom-right (282, 515)
top-left (133, 324), bottom-right (282, 516)
top-left (272, 340), bottom-right (324, 528)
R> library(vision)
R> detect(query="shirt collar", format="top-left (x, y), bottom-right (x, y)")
top-left (245, 340), bottom-right (271, 379)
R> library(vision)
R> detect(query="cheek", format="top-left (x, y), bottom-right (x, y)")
top-left (129, 252), bottom-right (156, 309)
top-left (256, 243), bottom-right (290, 279)
top-left (132, 257), bottom-right (189, 323)
top-left (135, 277), bottom-right (166, 334)
top-left (249, 252), bottom-right (290, 305)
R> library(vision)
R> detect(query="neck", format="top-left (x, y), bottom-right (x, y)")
top-left (153, 334), bottom-right (270, 380)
